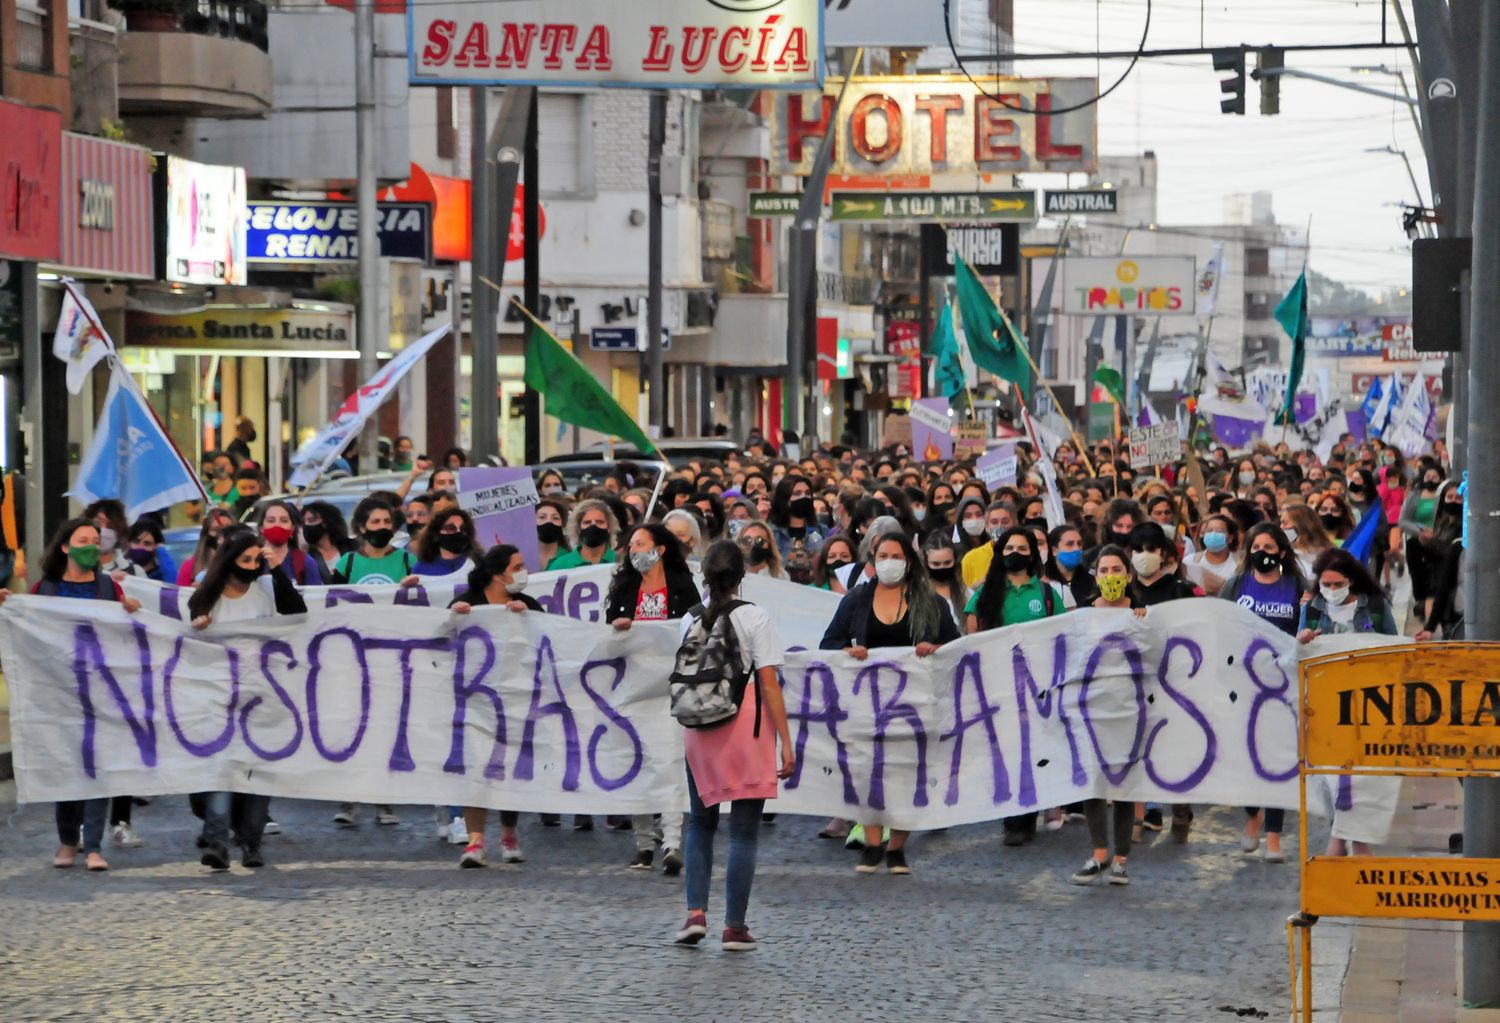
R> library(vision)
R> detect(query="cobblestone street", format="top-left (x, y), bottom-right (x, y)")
top-left (0, 798), bottom-right (1314, 1022)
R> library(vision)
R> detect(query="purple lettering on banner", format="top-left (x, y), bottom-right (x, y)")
top-left (783, 661), bottom-right (857, 802)
top-left (567, 581), bottom-right (601, 623)
top-left (72, 622), bottom-right (159, 776)
top-left (853, 660), bottom-right (928, 811)
top-left (1243, 637), bottom-right (1300, 782)
top-left (393, 585), bottom-right (431, 608)
top-left (577, 656), bottom-right (644, 791)
top-left (1336, 774), bottom-right (1354, 811)
top-left (305, 628), bottom-right (371, 762)
top-left (365, 637), bottom-right (451, 772)
top-left (1010, 633), bottom-right (1084, 805)
top-left (515, 634), bottom-right (582, 790)
top-left (1143, 636), bottom-right (1217, 792)
top-left (535, 575), bottom-right (567, 616)
top-left (940, 651), bottom-right (1009, 807)
top-left (157, 586), bottom-right (184, 620)
top-left (163, 636), bottom-right (240, 758)
top-left (443, 626), bottom-right (507, 780)
top-left (1077, 633), bottom-right (1148, 786)
top-left (239, 639), bottom-right (303, 761)
top-left (322, 588), bottom-right (375, 609)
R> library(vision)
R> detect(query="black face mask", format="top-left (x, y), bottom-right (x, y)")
top-left (931, 502), bottom-right (954, 521)
top-left (1250, 550), bottom-right (1281, 574)
top-left (825, 558), bottom-right (850, 572)
top-left (1346, 484), bottom-right (1365, 498)
top-left (1423, 479), bottom-right (1441, 490)
top-left (1319, 512), bottom-right (1341, 531)
top-left (790, 497), bottom-right (816, 520)
top-left (746, 544), bottom-right (771, 566)
top-left (1002, 552), bottom-right (1032, 574)
top-left (536, 522), bottom-right (564, 545)
top-left (1112, 528), bottom-right (1133, 542)
top-left (437, 532), bottom-right (470, 554)
top-left (229, 562), bottom-right (262, 584)
top-left (1025, 517), bottom-right (1048, 530)
top-left (580, 525), bottom-right (611, 548)
top-left (302, 522), bottom-right (326, 546)
top-left (364, 528), bottom-right (395, 550)
top-left (927, 564), bottom-right (954, 582)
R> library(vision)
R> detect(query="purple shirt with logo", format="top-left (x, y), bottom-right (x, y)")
top-left (1234, 573), bottom-right (1299, 635)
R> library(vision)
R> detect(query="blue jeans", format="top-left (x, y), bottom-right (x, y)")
top-left (684, 765), bottom-right (764, 929)
top-left (55, 798), bottom-right (108, 854)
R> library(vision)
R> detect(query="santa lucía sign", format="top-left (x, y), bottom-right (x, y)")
top-left (409, 0), bottom-right (823, 88)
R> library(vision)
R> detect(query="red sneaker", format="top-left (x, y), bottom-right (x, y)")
top-left (674, 911), bottom-right (707, 946)
top-left (722, 925), bottom-right (757, 951)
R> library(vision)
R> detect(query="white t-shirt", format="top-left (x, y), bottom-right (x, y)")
top-left (678, 601), bottom-right (784, 673)
top-left (212, 577), bottom-right (278, 623)
top-left (1182, 550), bottom-right (1241, 592)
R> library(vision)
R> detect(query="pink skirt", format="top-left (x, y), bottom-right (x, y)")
top-left (683, 683), bottom-right (779, 805)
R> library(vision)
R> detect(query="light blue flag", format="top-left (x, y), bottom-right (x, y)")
top-left (71, 363), bottom-right (206, 520)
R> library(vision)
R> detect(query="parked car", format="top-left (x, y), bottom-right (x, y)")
top-left (543, 437), bottom-right (737, 469)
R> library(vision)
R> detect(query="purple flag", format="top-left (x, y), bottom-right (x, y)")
top-left (1295, 392), bottom-right (1317, 424)
top-left (1344, 409), bottom-right (1366, 443)
top-left (1211, 412), bottom-right (1265, 449)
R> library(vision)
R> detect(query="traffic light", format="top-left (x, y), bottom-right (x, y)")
top-left (1213, 48), bottom-right (1246, 115)
top-left (1255, 48), bottom-right (1284, 115)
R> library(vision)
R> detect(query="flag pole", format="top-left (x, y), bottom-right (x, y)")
top-left (1009, 327), bottom-right (1096, 478)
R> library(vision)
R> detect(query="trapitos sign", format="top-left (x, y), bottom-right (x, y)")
top-left (1059, 256), bottom-right (1197, 317)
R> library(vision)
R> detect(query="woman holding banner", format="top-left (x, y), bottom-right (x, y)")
top-left (186, 526), bottom-right (308, 870)
top-left (257, 501), bottom-right (329, 585)
top-left (8, 518), bottom-right (142, 871)
top-left (608, 523), bottom-right (699, 874)
top-left (332, 498), bottom-right (414, 587)
top-left (820, 530), bottom-right (959, 875)
top-left (549, 500), bottom-right (619, 570)
top-left (403, 507), bottom-right (482, 582)
top-left (449, 544), bottom-right (542, 867)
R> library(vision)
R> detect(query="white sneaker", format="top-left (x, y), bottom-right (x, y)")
top-left (500, 835), bottom-right (525, 863)
top-left (262, 819), bottom-right (281, 835)
top-left (333, 804), bottom-right (356, 827)
top-left (460, 841), bottom-right (486, 868)
top-left (376, 806), bottom-right (400, 826)
top-left (110, 823), bottom-right (144, 848)
top-left (448, 816), bottom-right (469, 845)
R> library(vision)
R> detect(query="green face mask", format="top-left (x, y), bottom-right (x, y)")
top-left (68, 544), bottom-right (100, 570)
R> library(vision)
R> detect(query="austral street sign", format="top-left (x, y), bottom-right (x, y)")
top-left (1043, 189), bottom-right (1118, 214)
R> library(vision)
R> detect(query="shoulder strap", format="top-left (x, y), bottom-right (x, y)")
top-left (1043, 583), bottom-right (1056, 616)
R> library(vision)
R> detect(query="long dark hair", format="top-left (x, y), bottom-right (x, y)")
top-left (701, 539), bottom-right (746, 624)
top-left (767, 474), bottom-right (811, 528)
top-left (604, 523), bottom-right (692, 613)
top-left (1434, 479), bottom-right (1464, 542)
top-left (1310, 547), bottom-right (1382, 600)
top-left (972, 526), bottom-right (1042, 631)
top-left (463, 544), bottom-right (521, 600)
top-left (255, 499), bottom-right (302, 538)
top-left (187, 526), bottom-right (261, 619)
top-left (1230, 521), bottom-right (1306, 594)
top-left (867, 529), bottom-right (942, 645)
top-left (414, 506), bottom-right (481, 563)
top-left (39, 517), bottom-right (101, 581)
top-left (302, 501), bottom-right (354, 552)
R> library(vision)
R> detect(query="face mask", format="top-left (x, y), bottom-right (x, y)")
top-left (68, 544), bottom-right (100, 570)
top-left (537, 522), bottom-right (564, 545)
top-left (1001, 551), bottom-right (1031, 574)
top-left (961, 518), bottom-right (986, 537)
top-left (127, 547), bottom-right (155, 567)
top-left (1424, 478), bottom-right (1441, 489)
top-left (745, 544), bottom-right (771, 566)
top-left (1282, 528), bottom-right (1298, 544)
top-left (1347, 484), bottom-right (1365, 498)
top-left (230, 561), bottom-right (263, 584)
top-left (931, 502), bottom-right (954, 521)
top-left (927, 564), bottom-right (954, 582)
top-left (506, 570), bottom-right (530, 594)
top-left (98, 527), bottom-right (118, 553)
top-left (913, 507), bottom-right (928, 523)
top-left (438, 532), bottom-right (470, 554)
top-left (1320, 584), bottom-right (1350, 605)
top-left (1097, 574), bottom-right (1128, 602)
top-left (1444, 500), bottom-right (1463, 513)
top-left (1238, 471), bottom-right (1255, 487)
top-left (1319, 512), bottom-right (1341, 531)
top-left (302, 523), bottom-right (327, 545)
top-left (726, 519), bottom-right (748, 539)
top-left (874, 559), bottom-right (907, 585)
top-left (262, 525), bottom-right (293, 547)
top-left (790, 497), bottom-right (816, 520)
top-left (364, 528), bottom-right (395, 550)
top-left (630, 548), bottom-right (662, 573)
top-left (1250, 550), bottom-right (1281, 574)
top-left (1130, 551), bottom-right (1162, 577)
top-left (1025, 517), bottom-right (1048, 530)
top-left (987, 525), bottom-right (1007, 541)
top-left (542, 485), bottom-right (565, 496)
top-left (818, 514), bottom-right (835, 530)
top-left (580, 525), bottom-right (611, 548)
top-left (1056, 549), bottom-right (1083, 570)
top-left (825, 558), bottom-right (850, 572)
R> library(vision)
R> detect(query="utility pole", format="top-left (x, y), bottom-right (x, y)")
top-left (469, 87), bottom-right (497, 463)
top-left (646, 92), bottom-right (667, 437)
top-left (354, 0), bottom-right (381, 472)
top-left (523, 89), bottom-right (540, 464)
top-left (1462, 0), bottom-right (1500, 1007)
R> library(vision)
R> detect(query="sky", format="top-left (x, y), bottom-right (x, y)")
top-left (1005, 0), bottom-right (1424, 295)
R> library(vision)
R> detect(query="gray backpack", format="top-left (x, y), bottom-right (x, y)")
top-left (669, 600), bottom-right (760, 733)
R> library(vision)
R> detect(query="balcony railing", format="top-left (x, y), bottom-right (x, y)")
top-left (109, 0), bottom-right (269, 53)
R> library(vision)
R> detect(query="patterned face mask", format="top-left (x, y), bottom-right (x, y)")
top-left (1097, 574), bottom-right (1128, 602)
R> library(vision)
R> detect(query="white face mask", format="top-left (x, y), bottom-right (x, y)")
top-left (1320, 584), bottom-right (1350, 606)
top-left (1131, 551), bottom-right (1162, 577)
top-left (98, 527), bottom-right (118, 554)
top-left (505, 570), bottom-right (529, 594)
top-left (1283, 528), bottom-right (1298, 544)
top-left (1238, 470), bottom-right (1256, 487)
top-left (874, 559), bottom-right (907, 585)
top-left (961, 517), bottom-right (986, 537)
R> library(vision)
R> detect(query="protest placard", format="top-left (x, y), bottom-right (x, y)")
top-left (458, 466), bottom-right (541, 570)
top-left (975, 443), bottom-right (1017, 488)
top-left (908, 398), bottom-right (953, 462)
top-left (1128, 423), bottom-right (1178, 469)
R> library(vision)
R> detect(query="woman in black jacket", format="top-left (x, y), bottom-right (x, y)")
top-left (819, 529), bottom-right (960, 877)
top-left (607, 523), bottom-right (700, 873)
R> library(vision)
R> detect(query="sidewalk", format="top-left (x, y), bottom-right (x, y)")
top-left (1309, 775), bottom-right (1497, 1023)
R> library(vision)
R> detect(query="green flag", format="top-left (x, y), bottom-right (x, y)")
top-left (929, 297), bottom-right (966, 400)
top-left (523, 325), bottom-right (659, 456)
top-left (1274, 269), bottom-right (1309, 425)
top-left (953, 251), bottom-right (1031, 398)
top-left (1092, 366), bottom-right (1126, 408)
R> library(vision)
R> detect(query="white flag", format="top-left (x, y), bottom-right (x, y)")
top-left (1197, 243), bottom-right (1226, 319)
top-left (52, 282), bottom-right (111, 394)
top-left (1021, 407), bottom-right (1066, 529)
